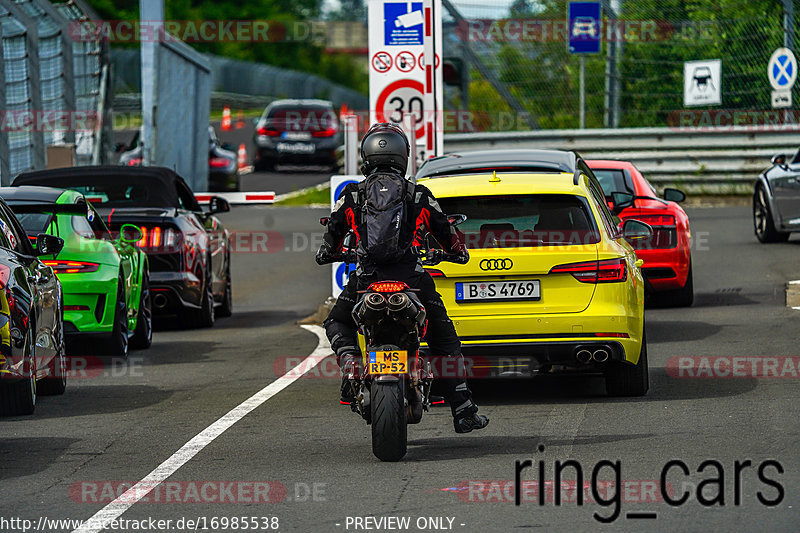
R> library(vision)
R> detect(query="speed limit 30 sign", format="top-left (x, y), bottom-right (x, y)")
top-left (375, 79), bottom-right (425, 139)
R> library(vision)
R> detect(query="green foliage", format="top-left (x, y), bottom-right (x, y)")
top-left (87, 0), bottom-right (368, 94)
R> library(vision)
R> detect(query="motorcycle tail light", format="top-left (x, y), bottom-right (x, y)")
top-left (549, 258), bottom-right (627, 283)
top-left (368, 281), bottom-right (410, 293)
top-left (43, 261), bottom-right (100, 274)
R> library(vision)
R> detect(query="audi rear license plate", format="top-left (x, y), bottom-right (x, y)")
top-left (456, 280), bottom-right (540, 302)
top-left (368, 350), bottom-right (408, 375)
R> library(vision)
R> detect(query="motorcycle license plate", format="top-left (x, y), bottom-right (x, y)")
top-left (368, 350), bottom-right (408, 375)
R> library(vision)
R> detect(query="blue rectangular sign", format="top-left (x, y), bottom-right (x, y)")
top-left (568, 1), bottom-right (601, 54)
top-left (384, 2), bottom-right (424, 46)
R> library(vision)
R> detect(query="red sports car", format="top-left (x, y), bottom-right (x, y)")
top-left (587, 160), bottom-right (693, 307)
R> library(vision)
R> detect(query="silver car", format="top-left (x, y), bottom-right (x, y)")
top-left (753, 151), bottom-right (800, 242)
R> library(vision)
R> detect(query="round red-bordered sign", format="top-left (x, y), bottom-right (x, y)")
top-left (395, 51), bottom-right (416, 72)
top-left (371, 52), bottom-right (393, 73)
top-left (375, 79), bottom-right (426, 140)
top-left (417, 52), bottom-right (440, 70)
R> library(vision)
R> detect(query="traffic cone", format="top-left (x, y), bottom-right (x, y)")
top-left (237, 143), bottom-right (247, 171)
top-left (235, 110), bottom-right (245, 129)
top-left (221, 106), bottom-right (231, 131)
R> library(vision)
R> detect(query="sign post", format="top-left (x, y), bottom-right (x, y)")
top-left (568, 2), bottom-right (601, 129)
top-left (368, 0), bottom-right (443, 159)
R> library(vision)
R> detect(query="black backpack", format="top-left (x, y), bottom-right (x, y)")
top-left (356, 172), bottom-right (414, 264)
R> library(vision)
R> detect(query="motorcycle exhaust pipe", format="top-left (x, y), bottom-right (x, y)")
top-left (365, 292), bottom-right (387, 311)
top-left (153, 293), bottom-right (168, 309)
top-left (387, 292), bottom-right (409, 311)
top-left (575, 349), bottom-right (592, 364)
top-left (592, 348), bottom-right (610, 363)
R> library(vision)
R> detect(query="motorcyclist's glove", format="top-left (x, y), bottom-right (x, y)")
top-left (451, 249), bottom-right (470, 265)
top-left (315, 242), bottom-right (335, 265)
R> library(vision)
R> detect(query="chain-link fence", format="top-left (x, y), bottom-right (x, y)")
top-left (432, 0), bottom-right (800, 131)
top-left (0, 0), bottom-right (111, 185)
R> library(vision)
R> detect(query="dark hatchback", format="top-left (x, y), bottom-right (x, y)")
top-left (253, 99), bottom-right (342, 171)
top-left (13, 166), bottom-right (233, 328)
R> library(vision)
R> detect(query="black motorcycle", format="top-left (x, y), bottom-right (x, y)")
top-left (319, 215), bottom-right (466, 461)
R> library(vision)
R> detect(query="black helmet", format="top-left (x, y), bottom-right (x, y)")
top-left (360, 122), bottom-right (410, 176)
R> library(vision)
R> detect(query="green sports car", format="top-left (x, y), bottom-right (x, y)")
top-left (0, 186), bottom-right (151, 357)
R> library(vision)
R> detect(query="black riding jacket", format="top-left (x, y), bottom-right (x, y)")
top-left (322, 174), bottom-right (466, 271)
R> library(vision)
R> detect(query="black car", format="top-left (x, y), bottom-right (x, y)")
top-left (253, 99), bottom-right (342, 171)
top-left (0, 197), bottom-right (67, 415)
top-left (13, 166), bottom-right (232, 328)
top-left (117, 126), bottom-right (240, 192)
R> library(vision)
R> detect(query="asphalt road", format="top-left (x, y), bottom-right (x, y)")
top-left (2, 205), bottom-right (800, 532)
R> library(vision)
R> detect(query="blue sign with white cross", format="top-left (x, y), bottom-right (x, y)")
top-left (768, 48), bottom-right (798, 90)
top-left (568, 1), bottom-right (601, 54)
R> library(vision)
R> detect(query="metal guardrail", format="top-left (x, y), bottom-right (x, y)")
top-left (443, 127), bottom-right (800, 193)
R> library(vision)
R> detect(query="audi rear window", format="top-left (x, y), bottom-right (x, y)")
top-left (437, 194), bottom-right (600, 248)
top-left (265, 106), bottom-right (337, 131)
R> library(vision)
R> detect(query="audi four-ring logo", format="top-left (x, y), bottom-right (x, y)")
top-left (480, 258), bottom-right (513, 271)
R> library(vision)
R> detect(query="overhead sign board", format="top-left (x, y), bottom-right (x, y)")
top-left (683, 59), bottom-right (722, 107)
top-left (568, 1), bottom-right (601, 54)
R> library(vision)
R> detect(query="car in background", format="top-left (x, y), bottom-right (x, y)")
top-left (253, 99), bottom-right (341, 172)
top-left (753, 151), bottom-right (800, 243)
top-left (0, 196), bottom-right (66, 415)
top-left (416, 150), bottom-right (651, 396)
top-left (1, 186), bottom-right (152, 357)
top-left (13, 167), bottom-right (232, 329)
top-left (587, 160), bottom-right (693, 307)
top-left (117, 126), bottom-right (240, 192)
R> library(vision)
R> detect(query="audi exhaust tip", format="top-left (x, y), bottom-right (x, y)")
top-left (575, 349), bottom-right (592, 364)
top-left (592, 348), bottom-right (610, 363)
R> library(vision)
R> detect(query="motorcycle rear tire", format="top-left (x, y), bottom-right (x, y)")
top-left (371, 380), bottom-right (407, 462)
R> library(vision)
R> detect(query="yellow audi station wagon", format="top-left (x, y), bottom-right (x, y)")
top-left (415, 150), bottom-right (651, 396)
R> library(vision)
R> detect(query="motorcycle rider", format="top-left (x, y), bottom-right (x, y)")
top-left (316, 123), bottom-right (489, 434)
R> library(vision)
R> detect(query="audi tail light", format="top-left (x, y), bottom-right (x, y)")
top-left (43, 261), bottom-right (100, 274)
top-left (312, 127), bottom-right (337, 138)
top-left (257, 127), bottom-right (281, 137)
top-left (425, 269), bottom-right (445, 278)
top-left (209, 157), bottom-right (230, 168)
top-left (549, 258), bottom-right (627, 283)
top-left (368, 281), bottom-right (410, 293)
top-left (135, 226), bottom-right (182, 253)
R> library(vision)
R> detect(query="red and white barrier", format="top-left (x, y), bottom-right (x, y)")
top-left (194, 191), bottom-right (275, 205)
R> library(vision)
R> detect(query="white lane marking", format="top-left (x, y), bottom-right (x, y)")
top-left (72, 325), bottom-right (331, 533)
